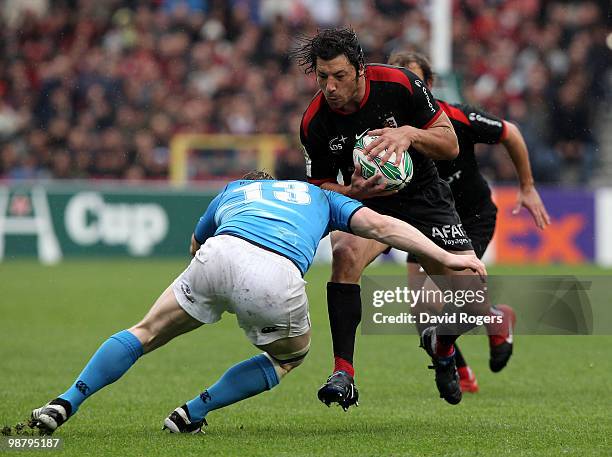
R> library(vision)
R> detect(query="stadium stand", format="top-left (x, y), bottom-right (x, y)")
top-left (0, 0), bottom-right (609, 184)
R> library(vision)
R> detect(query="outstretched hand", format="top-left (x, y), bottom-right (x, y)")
top-left (444, 253), bottom-right (487, 281)
top-left (513, 186), bottom-right (551, 230)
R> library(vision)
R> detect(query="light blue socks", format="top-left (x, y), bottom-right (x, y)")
top-left (186, 354), bottom-right (280, 421)
top-left (59, 330), bottom-right (143, 414)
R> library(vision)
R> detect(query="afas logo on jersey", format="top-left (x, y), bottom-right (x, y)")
top-left (414, 79), bottom-right (435, 113)
top-left (469, 113), bottom-right (502, 128)
top-left (431, 224), bottom-right (466, 239)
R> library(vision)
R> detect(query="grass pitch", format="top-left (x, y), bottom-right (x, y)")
top-left (1, 260), bottom-right (610, 456)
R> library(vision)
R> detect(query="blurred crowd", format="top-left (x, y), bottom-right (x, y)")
top-left (0, 0), bottom-right (609, 184)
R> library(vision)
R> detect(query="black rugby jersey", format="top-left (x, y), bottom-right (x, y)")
top-left (300, 64), bottom-right (443, 194)
top-left (434, 101), bottom-right (506, 215)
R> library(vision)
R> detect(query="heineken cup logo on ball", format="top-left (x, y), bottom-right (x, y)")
top-left (353, 133), bottom-right (413, 191)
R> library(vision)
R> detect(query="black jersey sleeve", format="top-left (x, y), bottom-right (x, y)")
top-left (299, 115), bottom-right (338, 185)
top-left (455, 103), bottom-right (506, 144)
top-left (398, 68), bottom-right (443, 129)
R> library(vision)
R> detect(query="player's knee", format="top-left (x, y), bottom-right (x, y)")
top-left (279, 356), bottom-right (306, 373)
top-left (264, 340), bottom-right (310, 378)
top-left (331, 243), bottom-right (364, 282)
top-left (407, 262), bottom-right (427, 288)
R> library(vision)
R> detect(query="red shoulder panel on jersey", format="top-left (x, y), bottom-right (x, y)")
top-left (367, 65), bottom-right (413, 94)
top-left (307, 177), bottom-right (338, 186)
top-left (438, 100), bottom-right (470, 126)
top-left (301, 91), bottom-right (324, 139)
top-left (421, 109), bottom-right (443, 129)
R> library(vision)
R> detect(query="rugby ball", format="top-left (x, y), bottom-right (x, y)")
top-left (353, 135), bottom-right (413, 191)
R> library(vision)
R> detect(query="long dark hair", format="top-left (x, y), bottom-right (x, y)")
top-left (290, 28), bottom-right (365, 75)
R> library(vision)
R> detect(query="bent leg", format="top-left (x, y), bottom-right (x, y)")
top-left (178, 240), bottom-right (313, 424)
top-left (418, 249), bottom-right (489, 352)
top-left (129, 285), bottom-right (203, 353)
top-left (184, 332), bottom-right (312, 423)
top-left (408, 260), bottom-right (475, 388)
top-left (57, 284), bottom-right (202, 415)
top-left (407, 261), bottom-right (432, 335)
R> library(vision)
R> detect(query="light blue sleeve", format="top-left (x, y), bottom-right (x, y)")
top-left (193, 191), bottom-right (224, 243)
top-left (323, 190), bottom-right (364, 233)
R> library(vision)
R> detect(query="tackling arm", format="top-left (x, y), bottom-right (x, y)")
top-left (349, 207), bottom-right (486, 278)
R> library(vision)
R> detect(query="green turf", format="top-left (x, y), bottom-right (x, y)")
top-left (1, 260), bottom-right (611, 456)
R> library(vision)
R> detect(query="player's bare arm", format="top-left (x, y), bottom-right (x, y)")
top-left (502, 121), bottom-right (551, 229)
top-left (366, 112), bottom-right (459, 165)
top-left (350, 207), bottom-right (486, 279)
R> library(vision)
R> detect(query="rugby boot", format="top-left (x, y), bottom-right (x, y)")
top-left (487, 305), bottom-right (516, 373)
top-left (163, 404), bottom-right (207, 434)
top-left (30, 398), bottom-right (72, 435)
top-left (317, 371), bottom-right (359, 411)
top-left (420, 326), bottom-right (462, 405)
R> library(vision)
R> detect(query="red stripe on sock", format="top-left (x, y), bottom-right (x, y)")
top-left (457, 366), bottom-right (472, 380)
top-left (435, 337), bottom-right (455, 358)
top-left (485, 308), bottom-right (506, 346)
top-left (334, 356), bottom-right (354, 377)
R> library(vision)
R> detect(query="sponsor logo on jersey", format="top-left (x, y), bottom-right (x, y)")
top-left (383, 116), bottom-right (398, 128)
top-left (468, 113), bottom-right (502, 128)
top-left (355, 129), bottom-right (370, 141)
top-left (431, 224), bottom-right (467, 240)
top-left (328, 134), bottom-right (348, 153)
top-left (302, 146), bottom-right (312, 176)
top-left (446, 170), bottom-right (463, 184)
top-left (415, 80), bottom-right (435, 113)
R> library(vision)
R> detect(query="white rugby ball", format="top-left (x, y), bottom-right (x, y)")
top-left (353, 134), bottom-right (413, 191)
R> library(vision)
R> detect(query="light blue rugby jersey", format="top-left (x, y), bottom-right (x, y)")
top-left (193, 180), bottom-right (363, 275)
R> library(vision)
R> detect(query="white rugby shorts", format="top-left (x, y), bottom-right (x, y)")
top-left (172, 234), bottom-right (310, 345)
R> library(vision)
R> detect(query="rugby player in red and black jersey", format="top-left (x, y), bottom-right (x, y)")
top-left (388, 51), bottom-right (551, 393)
top-left (292, 28), bottom-right (498, 408)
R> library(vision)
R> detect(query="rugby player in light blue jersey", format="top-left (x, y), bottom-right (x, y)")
top-left (30, 171), bottom-right (485, 435)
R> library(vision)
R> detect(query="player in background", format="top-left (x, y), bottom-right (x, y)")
top-left (387, 51), bottom-right (551, 392)
top-left (293, 28), bottom-right (503, 408)
top-left (29, 172), bottom-right (485, 435)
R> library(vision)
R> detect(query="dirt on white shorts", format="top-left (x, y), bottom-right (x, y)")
top-left (172, 234), bottom-right (310, 345)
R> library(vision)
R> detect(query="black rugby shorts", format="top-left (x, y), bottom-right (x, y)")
top-left (363, 178), bottom-right (474, 256)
